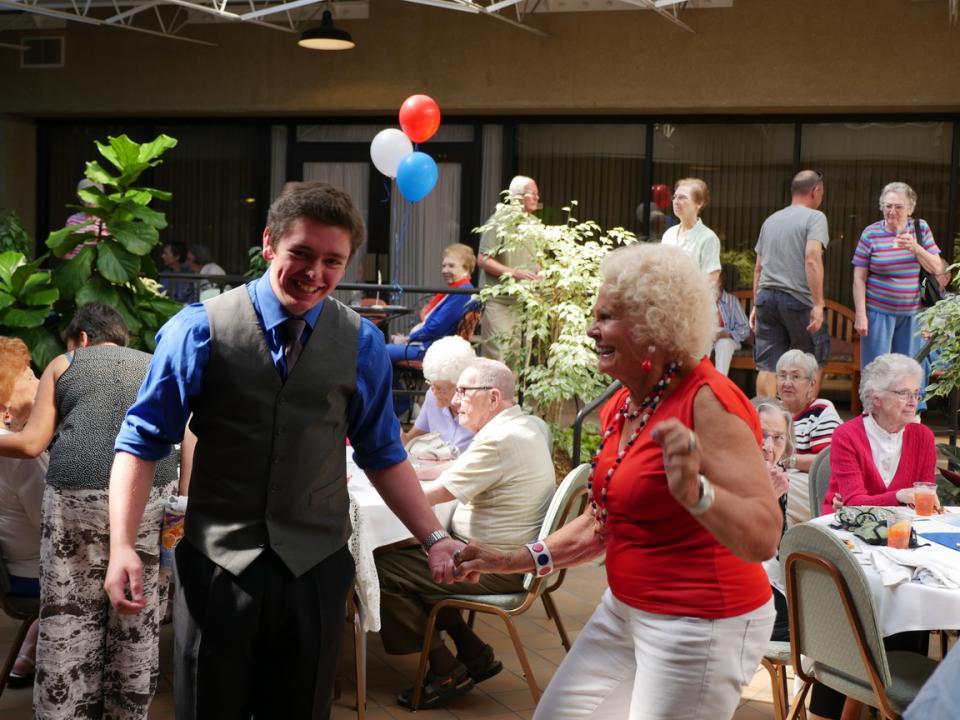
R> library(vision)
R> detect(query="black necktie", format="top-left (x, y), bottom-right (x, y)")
top-left (282, 318), bottom-right (306, 374)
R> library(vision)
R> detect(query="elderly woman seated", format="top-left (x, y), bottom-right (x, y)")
top-left (823, 352), bottom-right (936, 514)
top-left (401, 336), bottom-right (477, 457)
top-left (387, 243), bottom-right (476, 364)
top-left (0, 337), bottom-right (47, 687)
top-left (775, 350), bottom-right (841, 526)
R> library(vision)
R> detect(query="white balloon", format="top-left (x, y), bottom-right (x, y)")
top-left (370, 129), bottom-right (413, 178)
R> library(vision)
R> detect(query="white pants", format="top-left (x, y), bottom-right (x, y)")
top-left (533, 589), bottom-right (775, 720)
top-left (711, 338), bottom-right (741, 376)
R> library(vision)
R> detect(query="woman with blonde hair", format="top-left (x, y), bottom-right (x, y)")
top-left (459, 243), bottom-right (781, 720)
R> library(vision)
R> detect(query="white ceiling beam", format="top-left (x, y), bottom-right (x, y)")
top-left (104, 1), bottom-right (159, 23)
top-left (402, 0), bottom-right (478, 13)
top-left (239, 0), bottom-right (321, 21)
top-left (486, 0), bottom-right (521, 11)
top-left (0, 0), bottom-right (101, 24)
top-left (163, 0), bottom-right (297, 30)
top-left (618, 0), bottom-right (693, 32)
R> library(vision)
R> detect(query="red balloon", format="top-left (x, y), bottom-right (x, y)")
top-left (399, 94), bottom-right (441, 144)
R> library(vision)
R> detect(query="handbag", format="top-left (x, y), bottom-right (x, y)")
top-left (404, 431), bottom-right (454, 462)
top-left (915, 218), bottom-right (944, 308)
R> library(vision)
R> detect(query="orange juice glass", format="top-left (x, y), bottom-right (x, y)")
top-left (913, 482), bottom-right (938, 517)
top-left (887, 517), bottom-right (912, 549)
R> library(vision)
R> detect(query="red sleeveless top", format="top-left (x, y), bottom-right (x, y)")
top-left (596, 358), bottom-right (771, 619)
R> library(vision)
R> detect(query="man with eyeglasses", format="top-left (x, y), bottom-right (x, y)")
top-left (751, 169), bottom-right (830, 397)
top-left (478, 175), bottom-right (543, 362)
top-left (375, 358), bottom-right (555, 710)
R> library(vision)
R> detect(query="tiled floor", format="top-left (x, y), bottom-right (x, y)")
top-left (0, 557), bottom-right (783, 719)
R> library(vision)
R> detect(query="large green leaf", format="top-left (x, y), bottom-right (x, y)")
top-left (138, 134), bottom-right (178, 163)
top-left (0, 290), bottom-right (13, 311)
top-left (13, 326), bottom-right (64, 371)
top-left (140, 253), bottom-right (158, 279)
top-left (10, 256), bottom-right (44, 294)
top-left (137, 187), bottom-right (173, 203)
top-left (0, 305), bottom-right (51, 328)
top-left (98, 135), bottom-right (141, 173)
top-left (129, 205), bottom-right (167, 229)
top-left (110, 220), bottom-right (157, 255)
top-left (96, 241), bottom-right (140, 283)
top-left (52, 245), bottom-right (95, 300)
top-left (22, 287), bottom-right (59, 306)
top-left (77, 186), bottom-right (115, 212)
top-left (85, 160), bottom-right (119, 187)
top-left (46, 226), bottom-right (94, 257)
top-left (21, 270), bottom-right (52, 295)
top-left (0, 251), bottom-right (24, 285)
top-left (76, 274), bottom-right (120, 307)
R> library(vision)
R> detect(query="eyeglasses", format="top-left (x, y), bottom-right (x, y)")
top-left (672, 193), bottom-right (690, 202)
top-left (886, 388), bottom-right (922, 401)
top-left (762, 432), bottom-right (788, 445)
top-left (454, 386), bottom-right (493, 397)
top-left (883, 203), bottom-right (907, 212)
top-left (776, 372), bottom-right (810, 383)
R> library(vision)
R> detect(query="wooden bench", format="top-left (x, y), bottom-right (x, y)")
top-left (728, 290), bottom-right (861, 413)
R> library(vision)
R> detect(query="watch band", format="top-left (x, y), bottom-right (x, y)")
top-left (687, 474), bottom-right (716, 516)
top-left (422, 529), bottom-right (450, 552)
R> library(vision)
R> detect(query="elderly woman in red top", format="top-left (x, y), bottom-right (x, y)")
top-left (822, 353), bottom-right (936, 514)
top-left (459, 243), bottom-right (782, 720)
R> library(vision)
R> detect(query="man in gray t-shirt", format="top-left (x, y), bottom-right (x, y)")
top-left (751, 170), bottom-right (830, 396)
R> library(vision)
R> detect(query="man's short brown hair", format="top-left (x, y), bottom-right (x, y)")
top-left (266, 182), bottom-right (366, 256)
top-left (0, 336), bottom-right (31, 406)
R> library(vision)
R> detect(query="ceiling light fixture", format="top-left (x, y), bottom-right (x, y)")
top-left (298, 7), bottom-right (354, 50)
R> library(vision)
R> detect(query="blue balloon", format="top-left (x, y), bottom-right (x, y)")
top-left (396, 151), bottom-right (439, 202)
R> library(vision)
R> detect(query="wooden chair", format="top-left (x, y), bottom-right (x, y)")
top-left (408, 463), bottom-right (592, 710)
top-left (0, 554), bottom-right (39, 699)
top-left (808, 446), bottom-right (832, 519)
top-left (761, 640), bottom-right (795, 720)
top-left (729, 291), bottom-right (862, 413)
top-left (780, 524), bottom-right (938, 720)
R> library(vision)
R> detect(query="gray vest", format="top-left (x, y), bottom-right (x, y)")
top-left (185, 286), bottom-right (359, 577)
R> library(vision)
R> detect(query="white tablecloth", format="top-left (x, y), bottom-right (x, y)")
top-left (767, 511), bottom-right (960, 637)
top-left (346, 453), bottom-right (457, 632)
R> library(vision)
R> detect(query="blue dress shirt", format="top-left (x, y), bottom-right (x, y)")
top-left (115, 274), bottom-right (406, 470)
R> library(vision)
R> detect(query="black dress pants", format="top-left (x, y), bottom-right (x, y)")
top-left (173, 539), bottom-right (355, 719)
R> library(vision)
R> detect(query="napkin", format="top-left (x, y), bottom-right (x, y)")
top-left (872, 546), bottom-right (960, 589)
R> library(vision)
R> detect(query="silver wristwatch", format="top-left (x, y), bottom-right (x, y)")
top-left (687, 474), bottom-right (716, 516)
top-left (422, 529), bottom-right (450, 552)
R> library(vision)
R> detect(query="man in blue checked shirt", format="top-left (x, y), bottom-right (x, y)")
top-left (712, 273), bottom-right (751, 377)
top-left (104, 182), bottom-right (464, 720)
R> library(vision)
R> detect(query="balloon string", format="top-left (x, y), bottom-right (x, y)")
top-left (392, 200), bottom-right (411, 303)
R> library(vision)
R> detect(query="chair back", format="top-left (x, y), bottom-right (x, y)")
top-left (808, 446), bottom-right (832, 518)
top-left (780, 523), bottom-right (892, 698)
top-left (522, 463), bottom-right (591, 593)
top-left (455, 302), bottom-right (482, 343)
top-left (0, 552), bottom-right (38, 621)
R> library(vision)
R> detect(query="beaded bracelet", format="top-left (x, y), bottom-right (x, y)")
top-left (526, 540), bottom-right (555, 577)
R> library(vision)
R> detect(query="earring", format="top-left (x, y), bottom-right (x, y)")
top-left (640, 345), bottom-right (655, 372)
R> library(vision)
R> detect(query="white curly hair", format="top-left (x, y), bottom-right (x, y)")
top-left (421, 336), bottom-right (477, 385)
top-left (598, 243), bottom-right (716, 361)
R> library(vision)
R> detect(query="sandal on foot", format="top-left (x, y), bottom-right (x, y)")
top-left (8, 654), bottom-right (35, 689)
top-left (459, 644), bottom-right (503, 684)
top-left (397, 662), bottom-right (474, 710)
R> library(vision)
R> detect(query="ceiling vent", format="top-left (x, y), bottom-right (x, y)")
top-left (20, 36), bottom-right (64, 68)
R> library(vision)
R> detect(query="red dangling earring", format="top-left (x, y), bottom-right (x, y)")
top-left (640, 345), bottom-right (655, 372)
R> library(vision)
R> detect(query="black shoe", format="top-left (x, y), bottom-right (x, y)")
top-left (459, 644), bottom-right (503, 684)
top-left (397, 662), bottom-right (474, 710)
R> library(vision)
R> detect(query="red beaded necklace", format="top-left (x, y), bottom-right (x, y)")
top-left (588, 362), bottom-right (680, 526)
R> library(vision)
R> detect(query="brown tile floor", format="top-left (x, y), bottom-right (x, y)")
top-left (0, 558), bottom-right (784, 719)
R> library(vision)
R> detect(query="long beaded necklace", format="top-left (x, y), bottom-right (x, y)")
top-left (588, 362), bottom-right (680, 526)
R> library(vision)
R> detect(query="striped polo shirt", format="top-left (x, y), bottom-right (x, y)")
top-left (851, 219), bottom-right (940, 315)
top-left (792, 398), bottom-right (841, 455)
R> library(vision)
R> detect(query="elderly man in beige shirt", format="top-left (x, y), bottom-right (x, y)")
top-left (376, 357), bottom-right (555, 710)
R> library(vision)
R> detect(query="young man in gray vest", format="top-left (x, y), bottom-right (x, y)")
top-left (104, 182), bottom-right (463, 719)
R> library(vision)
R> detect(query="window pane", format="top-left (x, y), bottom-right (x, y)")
top-left (652, 122), bottom-right (795, 285)
top-left (516, 124), bottom-right (646, 236)
top-left (801, 121), bottom-right (952, 306)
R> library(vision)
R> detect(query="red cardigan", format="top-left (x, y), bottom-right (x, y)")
top-left (821, 415), bottom-right (936, 514)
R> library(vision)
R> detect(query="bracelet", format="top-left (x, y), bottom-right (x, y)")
top-left (787, 455), bottom-right (797, 470)
top-left (687, 474), bottom-right (716, 516)
top-left (422, 529), bottom-right (450, 552)
top-left (525, 540), bottom-right (555, 577)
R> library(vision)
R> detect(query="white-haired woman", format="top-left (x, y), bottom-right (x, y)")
top-left (661, 177), bottom-right (722, 283)
top-left (774, 350), bottom-right (841, 526)
top-left (401, 336), bottom-right (477, 456)
top-left (459, 244), bottom-right (781, 720)
top-left (822, 353), bottom-right (936, 513)
top-left (852, 182), bottom-right (946, 375)
top-left (752, 397), bottom-right (793, 643)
